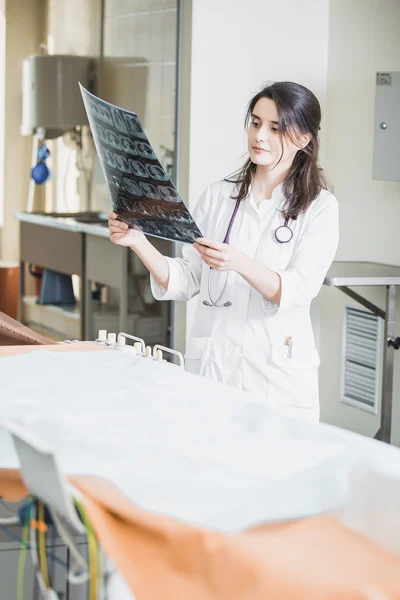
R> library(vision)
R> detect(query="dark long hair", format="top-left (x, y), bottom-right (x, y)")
top-left (226, 81), bottom-right (332, 219)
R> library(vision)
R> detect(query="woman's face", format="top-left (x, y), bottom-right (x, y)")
top-left (247, 97), bottom-right (308, 169)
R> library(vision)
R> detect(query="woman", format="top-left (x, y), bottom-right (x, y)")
top-left (108, 81), bottom-right (339, 421)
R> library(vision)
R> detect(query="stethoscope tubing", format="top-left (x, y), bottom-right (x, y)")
top-left (204, 199), bottom-right (294, 307)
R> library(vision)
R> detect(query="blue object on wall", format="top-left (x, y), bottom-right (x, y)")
top-left (31, 161), bottom-right (50, 184)
top-left (31, 142), bottom-right (51, 184)
top-left (37, 144), bottom-right (50, 161)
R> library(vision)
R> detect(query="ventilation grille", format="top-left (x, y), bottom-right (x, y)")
top-left (341, 306), bottom-right (382, 413)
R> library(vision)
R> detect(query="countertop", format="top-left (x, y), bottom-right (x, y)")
top-left (324, 261), bottom-right (400, 287)
top-left (14, 211), bottom-right (110, 238)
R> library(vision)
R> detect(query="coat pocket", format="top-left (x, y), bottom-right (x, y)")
top-left (184, 336), bottom-right (211, 375)
top-left (268, 344), bottom-right (320, 409)
top-left (270, 344), bottom-right (320, 370)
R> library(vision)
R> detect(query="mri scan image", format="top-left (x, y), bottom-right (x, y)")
top-left (80, 85), bottom-right (203, 244)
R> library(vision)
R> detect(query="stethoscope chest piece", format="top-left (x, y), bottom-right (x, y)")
top-left (275, 219), bottom-right (293, 243)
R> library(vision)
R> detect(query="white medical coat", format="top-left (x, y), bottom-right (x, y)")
top-left (151, 180), bottom-right (339, 420)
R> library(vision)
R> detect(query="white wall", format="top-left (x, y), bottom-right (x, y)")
top-left (319, 0), bottom-right (400, 442)
top-left (187, 0), bottom-right (330, 205)
top-left (325, 0), bottom-right (400, 264)
top-left (180, 0), bottom-right (330, 346)
top-left (0, 0), bottom-right (45, 261)
top-left (46, 0), bottom-right (101, 56)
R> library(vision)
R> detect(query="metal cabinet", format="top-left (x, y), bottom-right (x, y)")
top-left (373, 71), bottom-right (400, 181)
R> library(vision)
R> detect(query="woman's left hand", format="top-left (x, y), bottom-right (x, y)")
top-left (193, 238), bottom-right (247, 273)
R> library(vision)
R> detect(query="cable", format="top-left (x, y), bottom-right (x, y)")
top-left (50, 508), bottom-right (89, 584)
top-left (29, 503), bottom-right (49, 598)
top-left (30, 504), bottom-right (61, 600)
top-left (37, 501), bottom-right (50, 588)
top-left (88, 531), bottom-right (99, 600)
top-left (74, 499), bottom-right (100, 600)
top-left (48, 523), bottom-right (56, 585)
top-left (16, 498), bottom-right (31, 600)
top-left (66, 547), bottom-right (70, 600)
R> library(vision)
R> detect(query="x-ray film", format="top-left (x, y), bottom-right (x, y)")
top-left (79, 85), bottom-right (203, 244)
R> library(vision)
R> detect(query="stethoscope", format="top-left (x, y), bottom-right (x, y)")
top-left (202, 198), bottom-right (294, 308)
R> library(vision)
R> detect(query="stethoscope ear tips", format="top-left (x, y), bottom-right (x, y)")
top-left (223, 302), bottom-right (232, 307)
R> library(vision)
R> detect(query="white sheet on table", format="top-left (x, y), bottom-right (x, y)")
top-left (0, 348), bottom-right (400, 556)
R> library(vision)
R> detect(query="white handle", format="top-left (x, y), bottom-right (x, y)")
top-left (153, 344), bottom-right (184, 368)
top-left (117, 332), bottom-right (145, 354)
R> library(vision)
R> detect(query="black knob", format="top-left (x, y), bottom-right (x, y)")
top-left (388, 337), bottom-right (400, 350)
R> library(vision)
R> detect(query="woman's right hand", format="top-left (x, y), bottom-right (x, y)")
top-left (108, 212), bottom-right (147, 249)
